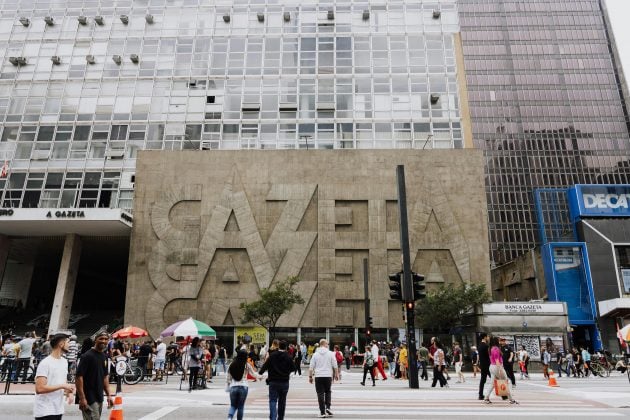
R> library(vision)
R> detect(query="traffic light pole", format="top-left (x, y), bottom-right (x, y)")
top-left (363, 258), bottom-right (371, 340)
top-left (396, 165), bottom-right (420, 389)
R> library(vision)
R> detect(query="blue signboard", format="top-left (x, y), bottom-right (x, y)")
top-left (569, 184), bottom-right (630, 221)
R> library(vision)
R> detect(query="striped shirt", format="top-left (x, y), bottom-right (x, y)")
top-left (65, 340), bottom-right (78, 361)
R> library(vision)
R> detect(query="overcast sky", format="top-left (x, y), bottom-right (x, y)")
top-left (605, 0), bottom-right (630, 81)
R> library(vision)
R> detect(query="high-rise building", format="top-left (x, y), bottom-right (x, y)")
top-left (458, 0), bottom-right (630, 265)
top-left (0, 0), bottom-right (471, 334)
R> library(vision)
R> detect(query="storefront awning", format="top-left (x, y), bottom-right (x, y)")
top-left (598, 298), bottom-right (630, 318)
top-left (0, 208), bottom-right (132, 237)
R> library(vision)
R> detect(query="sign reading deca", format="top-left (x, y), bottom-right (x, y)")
top-left (569, 185), bottom-right (630, 220)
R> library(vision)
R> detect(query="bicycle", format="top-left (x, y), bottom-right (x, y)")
top-left (112, 356), bottom-right (144, 385)
top-left (589, 359), bottom-right (608, 377)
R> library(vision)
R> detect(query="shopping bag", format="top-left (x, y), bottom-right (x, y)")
top-left (494, 379), bottom-right (509, 397)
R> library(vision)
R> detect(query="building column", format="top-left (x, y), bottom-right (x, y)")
top-left (0, 235), bottom-right (10, 298)
top-left (48, 234), bottom-right (82, 335)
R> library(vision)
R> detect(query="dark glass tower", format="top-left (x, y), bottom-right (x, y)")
top-left (458, 0), bottom-right (630, 264)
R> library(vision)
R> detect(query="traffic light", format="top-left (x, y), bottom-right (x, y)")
top-left (411, 272), bottom-right (426, 301)
top-left (405, 301), bottom-right (415, 310)
top-left (388, 271), bottom-right (403, 300)
top-left (366, 327), bottom-right (372, 337)
top-left (368, 316), bottom-right (373, 328)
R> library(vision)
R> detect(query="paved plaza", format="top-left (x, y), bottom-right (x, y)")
top-left (1, 370), bottom-right (629, 419)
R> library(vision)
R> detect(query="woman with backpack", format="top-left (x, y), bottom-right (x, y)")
top-left (360, 345), bottom-right (376, 386)
top-left (226, 349), bottom-right (261, 420)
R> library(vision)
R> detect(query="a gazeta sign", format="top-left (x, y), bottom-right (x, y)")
top-left (569, 185), bottom-right (630, 220)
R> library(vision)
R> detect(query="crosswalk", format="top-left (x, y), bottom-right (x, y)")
top-left (244, 394), bottom-right (622, 418)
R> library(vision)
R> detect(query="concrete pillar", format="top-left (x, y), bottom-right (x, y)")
top-left (0, 235), bottom-right (10, 298)
top-left (48, 234), bottom-right (82, 335)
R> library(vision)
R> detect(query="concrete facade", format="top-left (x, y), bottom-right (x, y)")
top-left (125, 150), bottom-right (490, 337)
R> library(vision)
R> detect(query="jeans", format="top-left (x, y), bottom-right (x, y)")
top-left (228, 385), bottom-right (248, 420)
top-left (216, 358), bottom-right (227, 374)
top-left (314, 377), bottom-right (332, 415)
top-left (15, 358), bottom-right (30, 383)
top-left (419, 361), bottom-right (428, 380)
top-left (478, 366), bottom-right (490, 398)
top-left (388, 360), bottom-right (396, 376)
top-left (189, 366), bottom-right (200, 389)
top-left (268, 380), bottom-right (290, 420)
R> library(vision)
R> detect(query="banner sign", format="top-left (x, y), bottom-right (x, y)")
top-left (569, 184), bottom-right (630, 220)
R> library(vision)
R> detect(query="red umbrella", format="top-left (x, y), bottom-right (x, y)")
top-left (112, 326), bottom-right (149, 339)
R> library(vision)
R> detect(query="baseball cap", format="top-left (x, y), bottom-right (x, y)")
top-left (50, 332), bottom-right (70, 348)
top-left (94, 330), bottom-right (110, 339)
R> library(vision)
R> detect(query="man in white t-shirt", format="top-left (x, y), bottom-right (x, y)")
top-left (16, 332), bottom-right (37, 383)
top-left (153, 339), bottom-right (167, 381)
top-left (33, 332), bottom-right (75, 420)
top-left (309, 339), bottom-right (339, 418)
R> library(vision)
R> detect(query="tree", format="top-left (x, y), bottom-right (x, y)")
top-left (415, 283), bottom-right (490, 333)
top-left (240, 276), bottom-right (305, 341)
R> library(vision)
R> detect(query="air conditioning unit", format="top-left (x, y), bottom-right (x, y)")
top-left (130, 54), bottom-right (139, 63)
top-left (145, 14), bottom-right (154, 24)
top-left (31, 150), bottom-right (50, 160)
top-left (44, 16), bottom-right (54, 26)
top-left (19, 17), bottom-right (30, 26)
top-left (121, 172), bottom-right (135, 189)
top-left (242, 103), bottom-right (261, 111)
top-left (94, 16), bottom-right (104, 25)
top-left (112, 55), bottom-right (122, 64)
top-left (9, 56), bottom-right (27, 66)
top-left (120, 15), bottom-right (129, 24)
top-left (78, 16), bottom-right (88, 25)
top-left (283, 12), bottom-right (290, 22)
top-left (279, 103), bottom-right (298, 111)
top-left (257, 13), bottom-right (264, 22)
top-left (433, 10), bottom-right (441, 19)
top-left (362, 10), bottom-right (370, 20)
top-left (430, 94), bottom-right (440, 105)
top-left (223, 14), bottom-right (230, 23)
top-left (316, 102), bottom-right (335, 111)
top-left (105, 149), bottom-right (125, 159)
top-left (86, 55), bottom-right (95, 64)
top-left (327, 10), bottom-right (335, 20)
top-left (51, 56), bottom-right (61, 65)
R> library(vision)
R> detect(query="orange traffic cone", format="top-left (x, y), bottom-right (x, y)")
top-left (548, 369), bottom-right (559, 387)
top-left (109, 394), bottom-right (124, 420)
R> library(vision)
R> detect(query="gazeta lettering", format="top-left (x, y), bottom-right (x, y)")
top-left (583, 193), bottom-right (630, 209)
top-left (46, 210), bottom-right (86, 218)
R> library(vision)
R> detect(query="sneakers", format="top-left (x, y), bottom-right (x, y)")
top-left (483, 399), bottom-right (492, 404)
top-left (318, 414), bottom-right (329, 418)
top-left (509, 400), bottom-right (519, 405)
top-left (360, 382), bottom-right (365, 386)
top-left (326, 408), bottom-right (334, 416)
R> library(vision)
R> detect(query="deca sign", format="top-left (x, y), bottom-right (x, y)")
top-left (569, 185), bottom-right (630, 219)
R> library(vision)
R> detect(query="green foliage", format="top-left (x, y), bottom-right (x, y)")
top-left (240, 276), bottom-right (305, 339)
top-left (415, 283), bottom-right (490, 332)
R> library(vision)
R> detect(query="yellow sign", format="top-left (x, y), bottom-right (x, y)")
top-left (236, 326), bottom-right (267, 346)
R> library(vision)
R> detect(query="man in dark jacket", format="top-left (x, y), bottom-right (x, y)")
top-left (259, 340), bottom-right (295, 420)
top-left (477, 332), bottom-right (491, 400)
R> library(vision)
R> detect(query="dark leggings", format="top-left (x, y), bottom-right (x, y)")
top-left (362, 365), bottom-right (375, 384)
top-left (189, 366), bottom-right (200, 389)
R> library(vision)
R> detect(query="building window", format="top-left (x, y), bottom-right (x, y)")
top-left (616, 247), bottom-right (630, 294)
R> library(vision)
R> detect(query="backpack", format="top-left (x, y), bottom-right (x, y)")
top-left (335, 350), bottom-right (343, 364)
top-left (366, 353), bottom-right (374, 367)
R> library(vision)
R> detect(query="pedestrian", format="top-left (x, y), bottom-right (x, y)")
top-left (1, 336), bottom-right (17, 381)
top-left (33, 332), bottom-right (75, 420)
top-left (386, 345), bottom-right (396, 377)
top-left (556, 350), bottom-right (566, 377)
top-left (137, 340), bottom-right (152, 379)
top-left (517, 345), bottom-right (529, 379)
top-left (259, 340), bottom-right (295, 420)
top-left (75, 331), bottom-right (114, 420)
top-left (360, 345), bottom-right (376, 386)
top-left (371, 341), bottom-right (387, 380)
top-left (309, 339), bottom-right (339, 418)
top-left (581, 346), bottom-right (597, 377)
top-left (333, 345), bottom-right (343, 381)
top-left (566, 349), bottom-right (576, 377)
top-left (153, 338), bottom-right (166, 381)
top-left (188, 337), bottom-right (203, 392)
top-left (573, 347), bottom-right (584, 377)
top-left (216, 344), bottom-right (228, 375)
top-left (483, 336), bottom-right (517, 404)
top-left (431, 340), bottom-right (448, 388)
top-left (343, 345), bottom-right (352, 371)
top-left (477, 333), bottom-right (491, 401)
top-left (541, 346), bottom-right (551, 379)
top-left (226, 349), bottom-right (260, 420)
top-left (398, 343), bottom-right (408, 380)
top-left (16, 331), bottom-right (38, 383)
top-left (418, 343), bottom-right (429, 381)
top-left (499, 338), bottom-right (515, 387)
top-left (293, 344), bottom-right (302, 376)
top-left (66, 335), bottom-right (79, 381)
top-left (471, 346), bottom-right (479, 378)
top-left (453, 342), bottom-right (465, 383)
